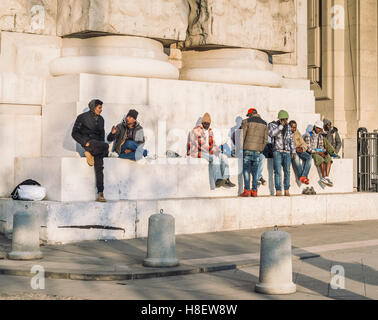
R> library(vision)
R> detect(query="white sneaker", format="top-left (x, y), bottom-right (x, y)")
top-left (320, 177), bottom-right (332, 187)
top-left (108, 152), bottom-right (119, 158)
top-left (145, 154), bottom-right (158, 161)
top-left (326, 177), bottom-right (334, 187)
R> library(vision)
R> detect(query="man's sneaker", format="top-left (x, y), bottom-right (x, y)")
top-left (240, 189), bottom-right (251, 197)
top-left (251, 190), bottom-right (258, 197)
top-left (259, 177), bottom-right (267, 186)
top-left (326, 177), bottom-right (334, 187)
top-left (97, 192), bottom-right (107, 202)
top-left (299, 177), bottom-right (307, 184)
top-left (285, 190), bottom-right (291, 197)
top-left (215, 179), bottom-right (226, 188)
top-left (84, 151), bottom-right (94, 166)
top-left (331, 153), bottom-right (341, 159)
top-left (224, 179), bottom-right (236, 188)
top-left (320, 177), bottom-right (332, 187)
top-left (276, 191), bottom-right (283, 196)
top-left (304, 178), bottom-right (310, 185)
top-left (108, 152), bottom-right (119, 158)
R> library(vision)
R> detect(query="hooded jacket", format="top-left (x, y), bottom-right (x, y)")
top-left (107, 120), bottom-right (145, 155)
top-left (323, 127), bottom-right (341, 154)
top-left (72, 110), bottom-right (105, 148)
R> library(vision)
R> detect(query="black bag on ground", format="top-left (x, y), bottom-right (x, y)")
top-left (11, 179), bottom-right (41, 200)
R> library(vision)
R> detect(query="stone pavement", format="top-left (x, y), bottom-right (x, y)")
top-left (0, 220), bottom-right (378, 300)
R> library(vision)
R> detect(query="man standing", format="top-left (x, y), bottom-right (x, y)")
top-left (240, 109), bottom-right (268, 197)
top-left (187, 113), bottom-right (235, 189)
top-left (72, 99), bottom-right (109, 202)
top-left (107, 109), bottom-right (148, 161)
top-left (304, 120), bottom-right (334, 187)
top-left (289, 120), bottom-right (312, 185)
top-left (323, 119), bottom-right (342, 158)
top-left (268, 110), bottom-right (296, 196)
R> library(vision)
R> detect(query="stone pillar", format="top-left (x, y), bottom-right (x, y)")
top-left (50, 36), bottom-right (179, 80)
top-left (180, 49), bottom-right (282, 87)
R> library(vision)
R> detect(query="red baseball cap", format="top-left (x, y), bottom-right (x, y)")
top-left (247, 108), bottom-right (257, 116)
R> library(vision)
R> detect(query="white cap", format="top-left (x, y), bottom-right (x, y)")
top-left (314, 120), bottom-right (324, 129)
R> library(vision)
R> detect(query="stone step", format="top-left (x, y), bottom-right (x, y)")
top-left (1, 192), bottom-right (377, 244)
top-left (14, 157), bottom-right (353, 202)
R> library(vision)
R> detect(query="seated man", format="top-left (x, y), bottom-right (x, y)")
top-left (323, 119), bottom-right (342, 158)
top-left (289, 120), bottom-right (312, 185)
top-left (304, 120), bottom-right (334, 187)
top-left (72, 99), bottom-right (109, 202)
top-left (187, 113), bottom-right (235, 189)
top-left (107, 109), bottom-right (148, 161)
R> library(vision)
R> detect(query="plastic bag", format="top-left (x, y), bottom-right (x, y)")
top-left (14, 185), bottom-right (46, 201)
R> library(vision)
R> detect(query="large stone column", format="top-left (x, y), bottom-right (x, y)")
top-left (180, 0), bottom-right (297, 87)
top-left (50, 36), bottom-right (179, 79)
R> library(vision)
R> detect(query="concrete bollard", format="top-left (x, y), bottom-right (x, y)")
top-left (143, 209), bottom-right (179, 268)
top-left (255, 228), bottom-right (296, 295)
top-left (7, 210), bottom-right (43, 260)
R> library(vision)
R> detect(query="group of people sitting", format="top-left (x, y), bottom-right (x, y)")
top-left (71, 99), bottom-right (342, 202)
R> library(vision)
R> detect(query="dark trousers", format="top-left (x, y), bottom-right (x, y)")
top-left (85, 140), bottom-right (109, 193)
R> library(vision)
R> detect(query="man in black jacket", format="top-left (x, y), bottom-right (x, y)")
top-left (107, 109), bottom-right (148, 161)
top-left (72, 99), bottom-right (109, 202)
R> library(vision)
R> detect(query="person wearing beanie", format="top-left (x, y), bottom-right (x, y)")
top-left (187, 113), bottom-right (235, 189)
top-left (304, 120), bottom-right (334, 187)
top-left (72, 99), bottom-right (109, 202)
top-left (107, 108), bottom-right (148, 161)
top-left (268, 109), bottom-right (296, 196)
top-left (322, 119), bottom-right (342, 158)
top-left (239, 108), bottom-right (268, 197)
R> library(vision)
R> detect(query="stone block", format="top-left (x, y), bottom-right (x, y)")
top-left (45, 74), bottom-right (148, 105)
top-left (0, 72), bottom-right (44, 105)
top-left (185, 0), bottom-right (296, 52)
top-left (56, 0), bottom-right (189, 42)
top-left (0, 0), bottom-right (57, 36)
top-left (14, 157), bottom-right (354, 202)
top-left (0, 31), bottom-right (61, 78)
top-left (0, 114), bottom-right (41, 197)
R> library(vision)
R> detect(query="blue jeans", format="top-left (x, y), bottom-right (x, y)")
top-left (243, 151), bottom-right (261, 191)
top-left (273, 151), bottom-right (291, 191)
top-left (119, 140), bottom-right (148, 161)
top-left (202, 152), bottom-right (230, 182)
top-left (292, 152), bottom-right (312, 179)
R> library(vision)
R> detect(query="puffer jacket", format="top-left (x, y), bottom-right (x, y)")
top-left (72, 111), bottom-right (105, 147)
top-left (107, 121), bottom-right (145, 155)
top-left (241, 115), bottom-right (268, 152)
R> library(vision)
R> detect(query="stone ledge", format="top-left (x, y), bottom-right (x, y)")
top-left (1, 192), bottom-right (377, 244)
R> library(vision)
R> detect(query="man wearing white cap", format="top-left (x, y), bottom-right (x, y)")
top-left (304, 120), bottom-right (334, 187)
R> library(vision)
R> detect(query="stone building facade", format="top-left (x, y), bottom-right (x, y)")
top-left (0, 0), bottom-right (375, 243)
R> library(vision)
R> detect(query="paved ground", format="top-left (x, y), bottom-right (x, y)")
top-left (0, 220), bottom-right (377, 300)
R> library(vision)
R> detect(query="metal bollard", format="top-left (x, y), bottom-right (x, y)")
top-left (255, 228), bottom-right (296, 295)
top-left (143, 209), bottom-right (179, 268)
top-left (7, 209), bottom-right (43, 260)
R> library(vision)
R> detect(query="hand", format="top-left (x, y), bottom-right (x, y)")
top-left (85, 142), bottom-right (90, 147)
top-left (291, 153), bottom-right (296, 160)
top-left (296, 147), bottom-right (303, 154)
top-left (124, 149), bottom-right (132, 155)
top-left (318, 152), bottom-right (326, 158)
top-left (111, 126), bottom-right (117, 135)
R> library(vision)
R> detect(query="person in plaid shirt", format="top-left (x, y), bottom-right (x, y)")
top-left (187, 113), bottom-right (235, 189)
top-left (304, 120), bottom-right (334, 187)
top-left (268, 110), bottom-right (296, 197)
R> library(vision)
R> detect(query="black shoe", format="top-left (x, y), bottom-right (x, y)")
top-left (309, 187), bottom-right (317, 195)
top-left (224, 179), bottom-right (236, 188)
top-left (259, 177), bottom-right (267, 186)
top-left (215, 179), bottom-right (226, 188)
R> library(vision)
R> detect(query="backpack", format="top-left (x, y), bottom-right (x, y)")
top-left (11, 180), bottom-right (45, 201)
